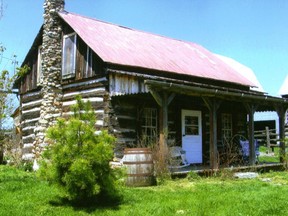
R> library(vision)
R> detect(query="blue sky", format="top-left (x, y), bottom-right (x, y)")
top-left (1, 0), bottom-right (288, 96)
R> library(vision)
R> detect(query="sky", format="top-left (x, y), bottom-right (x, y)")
top-left (1, 0), bottom-right (288, 97)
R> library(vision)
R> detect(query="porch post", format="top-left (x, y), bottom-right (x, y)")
top-left (276, 106), bottom-right (286, 163)
top-left (203, 98), bottom-right (221, 169)
top-left (244, 103), bottom-right (256, 165)
top-left (159, 92), bottom-right (168, 165)
top-left (149, 88), bottom-right (175, 166)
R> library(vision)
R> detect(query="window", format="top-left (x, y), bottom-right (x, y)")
top-left (37, 46), bottom-right (42, 84)
top-left (222, 113), bottom-right (232, 143)
top-left (184, 115), bottom-right (199, 135)
top-left (62, 33), bottom-right (77, 79)
top-left (141, 108), bottom-right (158, 146)
top-left (86, 47), bottom-right (93, 76)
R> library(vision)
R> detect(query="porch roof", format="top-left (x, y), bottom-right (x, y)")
top-left (58, 11), bottom-right (254, 88)
top-left (144, 80), bottom-right (288, 111)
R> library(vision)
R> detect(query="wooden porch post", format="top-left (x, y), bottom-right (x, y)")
top-left (203, 98), bottom-right (221, 169)
top-left (149, 88), bottom-right (175, 166)
top-left (159, 92), bottom-right (168, 165)
top-left (276, 106), bottom-right (286, 163)
top-left (244, 103), bottom-right (256, 165)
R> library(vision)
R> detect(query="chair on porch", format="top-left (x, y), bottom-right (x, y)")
top-left (168, 146), bottom-right (190, 168)
top-left (230, 135), bottom-right (260, 165)
top-left (239, 139), bottom-right (260, 164)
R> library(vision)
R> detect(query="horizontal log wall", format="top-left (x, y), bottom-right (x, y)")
top-left (109, 96), bottom-right (138, 158)
top-left (109, 94), bottom-right (178, 158)
top-left (20, 77), bottom-right (109, 159)
top-left (21, 90), bottom-right (42, 160)
top-left (62, 77), bottom-right (109, 131)
top-left (108, 73), bottom-right (152, 157)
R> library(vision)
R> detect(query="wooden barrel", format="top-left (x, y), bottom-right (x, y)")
top-left (122, 148), bottom-right (155, 187)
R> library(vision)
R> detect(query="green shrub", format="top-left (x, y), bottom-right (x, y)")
top-left (39, 96), bottom-right (122, 201)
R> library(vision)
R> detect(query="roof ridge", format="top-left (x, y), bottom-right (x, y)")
top-left (58, 10), bottom-right (197, 46)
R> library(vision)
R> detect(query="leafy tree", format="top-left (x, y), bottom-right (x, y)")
top-left (0, 70), bottom-right (11, 161)
top-left (39, 96), bottom-right (123, 202)
top-left (0, 38), bottom-right (31, 164)
top-left (0, 44), bottom-right (17, 164)
top-left (0, 44), bottom-right (17, 128)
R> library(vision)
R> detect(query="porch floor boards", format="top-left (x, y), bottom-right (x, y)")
top-left (170, 163), bottom-right (285, 177)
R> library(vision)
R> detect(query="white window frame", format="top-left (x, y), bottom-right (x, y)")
top-left (86, 47), bottom-right (93, 75)
top-left (62, 33), bottom-right (77, 79)
top-left (141, 108), bottom-right (158, 146)
top-left (37, 45), bottom-right (42, 85)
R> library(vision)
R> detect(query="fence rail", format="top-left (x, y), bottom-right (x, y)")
top-left (254, 126), bottom-right (288, 153)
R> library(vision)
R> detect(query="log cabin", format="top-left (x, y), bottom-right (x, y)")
top-left (13, 0), bottom-right (288, 169)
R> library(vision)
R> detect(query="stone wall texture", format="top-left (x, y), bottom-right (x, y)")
top-left (33, 0), bottom-right (65, 158)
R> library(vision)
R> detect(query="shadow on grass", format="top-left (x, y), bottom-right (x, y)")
top-left (49, 193), bottom-right (123, 213)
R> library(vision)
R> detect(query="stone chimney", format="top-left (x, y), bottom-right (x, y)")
top-left (33, 0), bottom-right (65, 158)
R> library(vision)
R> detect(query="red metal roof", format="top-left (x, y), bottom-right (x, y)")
top-left (58, 11), bottom-right (254, 87)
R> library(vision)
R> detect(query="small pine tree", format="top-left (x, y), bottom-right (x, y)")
top-left (39, 96), bottom-right (122, 201)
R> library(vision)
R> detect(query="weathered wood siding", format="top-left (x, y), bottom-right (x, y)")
top-left (74, 38), bottom-right (104, 80)
top-left (109, 73), bottom-right (149, 96)
top-left (109, 95), bottom-right (158, 158)
top-left (19, 51), bottom-right (39, 94)
top-left (108, 73), bottom-right (152, 157)
top-left (19, 33), bottom-right (104, 95)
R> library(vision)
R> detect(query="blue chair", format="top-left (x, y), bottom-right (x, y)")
top-left (239, 139), bottom-right (259, 164)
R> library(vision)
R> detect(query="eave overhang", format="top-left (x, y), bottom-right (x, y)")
top-left (144, 80), bottom-right (288, 112)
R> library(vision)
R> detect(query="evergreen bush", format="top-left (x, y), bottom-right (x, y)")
top-left (39, 96), bottom-right (123, 201)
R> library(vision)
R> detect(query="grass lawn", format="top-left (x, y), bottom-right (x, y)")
top-left (1, 165), bottom-right (288, 215)
top-left (258, 146), bottom-right (280, 163)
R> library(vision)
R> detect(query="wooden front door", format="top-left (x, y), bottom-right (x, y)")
top-left (181, 110), bottom-right (202, 164)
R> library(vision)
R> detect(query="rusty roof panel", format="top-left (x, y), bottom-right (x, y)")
top-left (59, 11), bottom-right (254, 87)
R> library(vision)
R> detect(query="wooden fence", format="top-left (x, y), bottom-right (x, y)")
top-left (254, 126), bottom-right (288, 153)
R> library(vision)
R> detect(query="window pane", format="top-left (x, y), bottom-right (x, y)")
top-left (62, 34), bottom-right (76, 78)
top-left (185, 126), bottom-right (198, 135)
top-left (222, 113), bottom-right (232, 142)
top-left (141, 108), bottom-right (157, 146)
top-left (86, 47), bottom-right (93, 76)
top-left (185, 116), bottom-right (198, 126)
top-left (184, 116), bottom-right (198, 135)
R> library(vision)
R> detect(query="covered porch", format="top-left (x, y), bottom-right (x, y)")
top-left (145, 79), bottom-right (288, 170)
